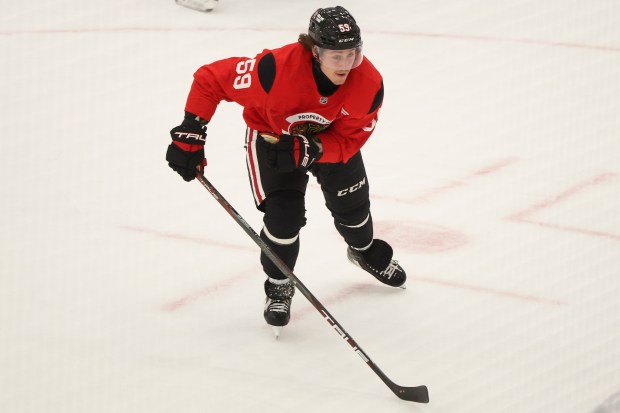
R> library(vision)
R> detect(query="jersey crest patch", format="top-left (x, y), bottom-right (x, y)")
top-left (284, 112), bottom-right (332, 136)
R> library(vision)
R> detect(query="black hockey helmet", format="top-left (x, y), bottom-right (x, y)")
top-left (308, 6), bottom-right (362, 50)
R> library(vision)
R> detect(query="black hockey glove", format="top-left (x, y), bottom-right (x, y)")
top-left (257, 132), bottom-right (322, 173)
top-left (166, 112), bottom-right (208, 182)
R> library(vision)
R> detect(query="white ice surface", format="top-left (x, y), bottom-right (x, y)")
top-left (1, 1), bottom-right (619, 412)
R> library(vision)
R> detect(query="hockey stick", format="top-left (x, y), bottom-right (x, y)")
top-left (196, 173), bottom-right (429, 403)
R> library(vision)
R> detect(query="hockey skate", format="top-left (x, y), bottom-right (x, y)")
top-left (175, 0), bottom-right (217, 12)
top-left (347, 239), bottom-right (407, 288)
top-left (264, 278), bottom-right (295, 338)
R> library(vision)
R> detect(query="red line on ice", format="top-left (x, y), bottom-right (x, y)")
top-left (289, 283), bottom-right (374, 322)
top-left (162, 268), bottom-right (256, 311)
top-left (508, 173), bottom-right (619, 241)
top-left (409, 276), bottom-right (566, 305)
top-left (373, 157), bottom-right (519, 204)
top-left (118, 224), bottom-right (256, 252)
top-left (287, 274), bottom-right (563, 326)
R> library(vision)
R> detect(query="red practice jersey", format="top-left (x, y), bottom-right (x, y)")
top-left (185, 42), bottom-right (384, 164)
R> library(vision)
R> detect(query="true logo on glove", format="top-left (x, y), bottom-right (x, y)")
top-left (173, 131), bottom-right (206, 142)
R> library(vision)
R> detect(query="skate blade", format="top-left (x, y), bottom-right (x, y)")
top-left (271, 326), bottom-right (282, 339)
top-left (175, 0), bottom-right (215, 12)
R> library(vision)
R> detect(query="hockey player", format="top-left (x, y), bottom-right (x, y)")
top-left (166, 6), bottom-right (407, 334)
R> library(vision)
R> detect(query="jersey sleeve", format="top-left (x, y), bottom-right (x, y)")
top-left (318, 81), bottom-right (383, 163)
top-left (184, 52), bottom-right (269, 121)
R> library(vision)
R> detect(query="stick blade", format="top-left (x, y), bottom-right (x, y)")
top-left (392, 385), bottom-right (429, 403)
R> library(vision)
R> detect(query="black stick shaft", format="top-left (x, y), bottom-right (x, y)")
top-left (196, 174), bottom-right (428, 403)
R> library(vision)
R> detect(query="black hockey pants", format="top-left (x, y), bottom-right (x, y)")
top-left (245, 128), bottom-right (373, 280)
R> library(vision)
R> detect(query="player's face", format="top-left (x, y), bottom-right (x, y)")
top-left (314, 46), bottom-right (363, 85)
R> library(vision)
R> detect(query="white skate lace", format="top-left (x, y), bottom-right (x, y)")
top-left (268, 299), bottom-right (290, 313)
top-left (380, 260), bottom-right (400, 279)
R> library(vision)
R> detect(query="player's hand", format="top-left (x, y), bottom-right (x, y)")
top-left (257, 132), bottom-right (322, 173)
top-left (166, 112), bottom-right (208, 182)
